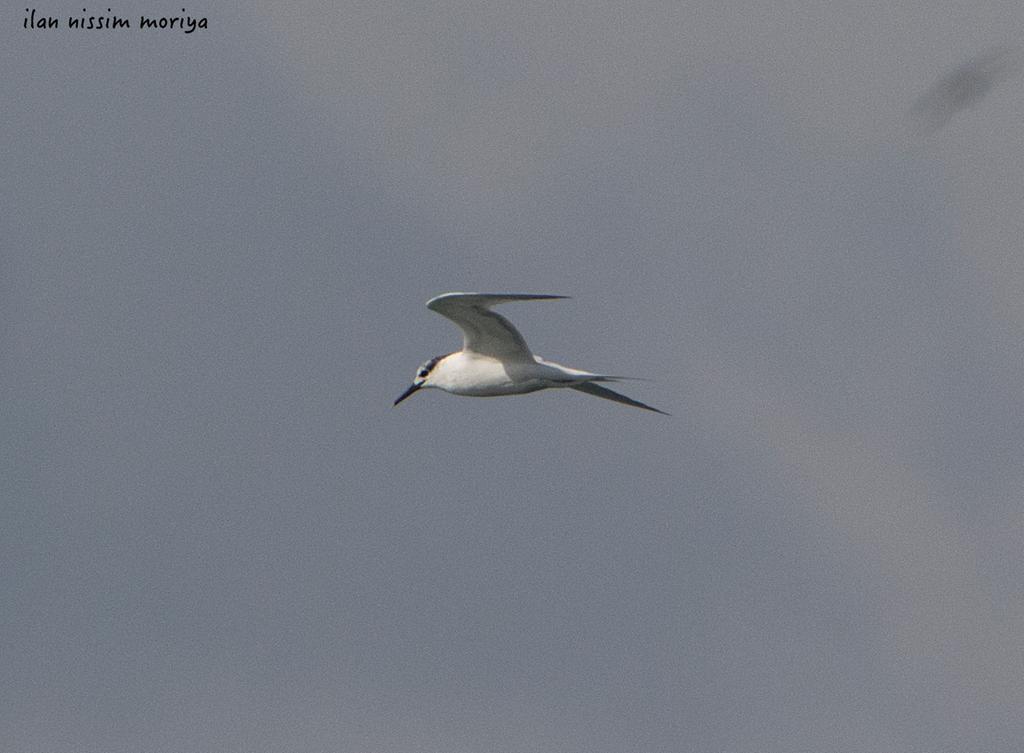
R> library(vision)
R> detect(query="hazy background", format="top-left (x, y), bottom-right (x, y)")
top-left (4, 3), bottom-right (1024, 751)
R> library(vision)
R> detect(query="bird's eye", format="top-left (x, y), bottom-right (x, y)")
top-left (418, 370), bottom-right (428, 378)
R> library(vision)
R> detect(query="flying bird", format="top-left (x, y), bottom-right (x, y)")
top-left (911, 46), bottom-right (1023, 133)
top-left (393, 293), bottom-right (668, 415)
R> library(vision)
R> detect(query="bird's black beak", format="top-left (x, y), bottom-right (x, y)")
top-left (393, 383), bottom-right (421, 406)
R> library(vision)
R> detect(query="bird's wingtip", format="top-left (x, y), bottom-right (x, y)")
top-left (427, 292), bottom-right (570, 307)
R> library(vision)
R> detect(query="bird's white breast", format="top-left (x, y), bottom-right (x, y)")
top-left (431, 352), bottom-right (547, 396)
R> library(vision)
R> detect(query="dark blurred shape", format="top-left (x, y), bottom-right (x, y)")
top-left (910, 46), bottom-right (1023, 133)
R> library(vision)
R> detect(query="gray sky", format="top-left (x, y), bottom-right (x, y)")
top-left (4, 3), bottom-right (1024, 751)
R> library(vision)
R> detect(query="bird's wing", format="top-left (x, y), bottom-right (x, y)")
top-left (570, 381), bottom-right (669, 415)
top-left (911, 46), bottom-right (1023, 132)
top-left (426, 293), bottom-right (568, 360)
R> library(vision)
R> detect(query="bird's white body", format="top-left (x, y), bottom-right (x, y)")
top-left (393, 292), bottom-right (666, 414)
top-left (427, 351), bottom-right (600, 396)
